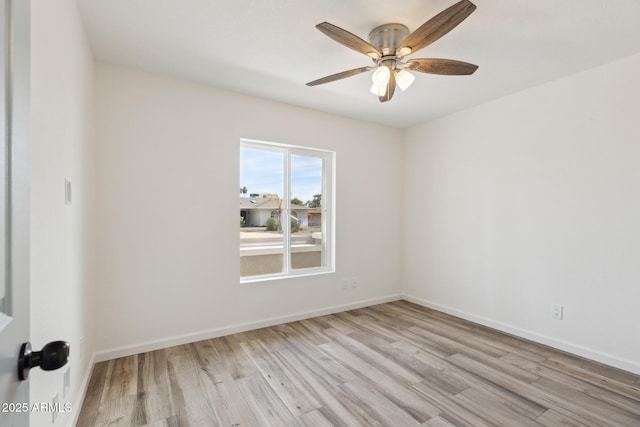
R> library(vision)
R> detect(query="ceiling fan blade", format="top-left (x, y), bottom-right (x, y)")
top-left (306, 66), bottom-right (372, 86)
top-left (379, 72), bottom-right (396, 103)
top-left (406, 58), bottom-right (478, 75)
top-left (316, 22), bottom-right (381, 59)
top-left (397, 0), bottom-right (476, 56)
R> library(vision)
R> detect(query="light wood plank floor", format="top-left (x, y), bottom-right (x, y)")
top-left (77, 301), bottom-right (640, 426)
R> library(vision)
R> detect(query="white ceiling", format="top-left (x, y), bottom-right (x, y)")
top-left (77, 0), bottom-right (640, 128)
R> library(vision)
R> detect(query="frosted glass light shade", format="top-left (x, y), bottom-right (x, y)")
top-left (371, 66), bottom-right (391, 86)
top-left (370, 82), bottom-right (387, 96)
top-left (396, 69), bottom-right (415, 91)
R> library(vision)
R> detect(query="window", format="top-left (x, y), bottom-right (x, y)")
top-left (239, 139), bottom-right (334, 281)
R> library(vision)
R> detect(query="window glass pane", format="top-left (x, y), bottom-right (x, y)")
top-left (239, 147), bottom-right (284, 277)
top-left (290, 154), bottom-right (324, 270)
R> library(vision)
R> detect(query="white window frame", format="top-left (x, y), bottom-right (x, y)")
top-left (240, 138), bottom-right (335, 282)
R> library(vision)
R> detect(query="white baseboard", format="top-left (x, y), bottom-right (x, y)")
top-left (93, 294), bottom-right (403, 363)
top-left (402, 293), bottom-right (640, 375)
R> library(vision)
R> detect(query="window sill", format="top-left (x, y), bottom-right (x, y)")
top-left (240, 268), bottom-right (335, 284)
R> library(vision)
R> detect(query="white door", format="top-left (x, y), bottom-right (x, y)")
top-left (0, 1), bottom-right (30, 426)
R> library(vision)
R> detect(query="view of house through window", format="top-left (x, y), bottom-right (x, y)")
top-left (240, 140), bottom-right (334, 280)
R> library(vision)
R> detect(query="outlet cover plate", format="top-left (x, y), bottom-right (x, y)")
top-left (551, 304), bottom-right (563, 320)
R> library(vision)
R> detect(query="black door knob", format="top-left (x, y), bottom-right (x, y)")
top-left (18, 341), bottom-right (70, 381)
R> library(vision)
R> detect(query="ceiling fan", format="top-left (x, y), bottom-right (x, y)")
top-left (306, 0), bottom-right (478, 103)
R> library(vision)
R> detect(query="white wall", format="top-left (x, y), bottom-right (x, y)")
top-left (30, 0), bottom-right (94, 425)
top-left (403, 53), bottom-right (640, 373)
top-left (92, 63), bottom-right (403, 356)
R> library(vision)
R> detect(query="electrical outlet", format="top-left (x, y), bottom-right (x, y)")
top-left (551, 304), bottom-right (563, 320)
top-left (342, 278), bottom-right (349, 290)
top-left (351, 277), bottom-right (358, 289)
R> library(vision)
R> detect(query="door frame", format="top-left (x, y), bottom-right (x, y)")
top-left (0, 0), bottom-right (30, 425)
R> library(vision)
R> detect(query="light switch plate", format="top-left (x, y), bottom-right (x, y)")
top-left (63, 367), bottom-right (70, 399)
top-left (65, 179), bottom-right (72, 205)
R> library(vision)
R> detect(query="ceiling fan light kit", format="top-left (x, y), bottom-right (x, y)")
top-left (306, 0), bottom-right (479, 103)
top-left (396, 69), bottom-right (415, 91)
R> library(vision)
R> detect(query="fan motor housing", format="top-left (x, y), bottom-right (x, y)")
top-left (369, 23), bottom-right (410, 56)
